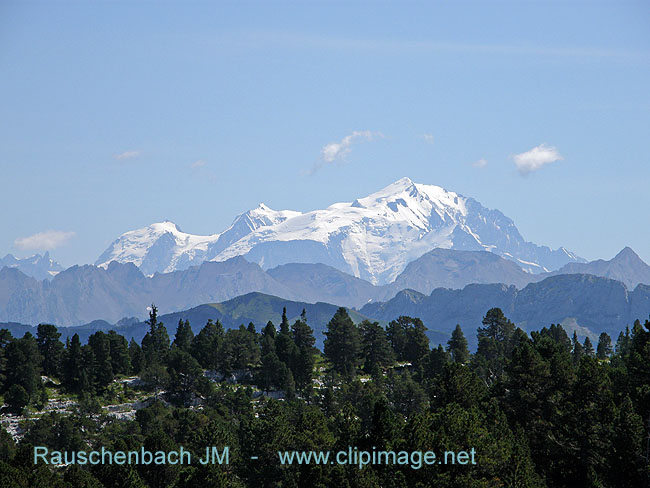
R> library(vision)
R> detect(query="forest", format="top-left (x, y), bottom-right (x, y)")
top-left (0, 305), bottom-right (649, 487)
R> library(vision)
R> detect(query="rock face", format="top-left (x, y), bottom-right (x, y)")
top-left (549, 247), bottom-right (650, 289)
top-left (0, 252), bottom-right (62, 280)
top-left (0, 259), bottom-right (296, 325)
top-left (385, 248), bottom-right (533, 295)
top-left (361, 274), bottom-right (650, 348)
top-left (95, 177), bottom-right (583, 284)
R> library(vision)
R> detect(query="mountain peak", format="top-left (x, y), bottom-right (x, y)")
top-left (613, 246), bottom-right (641, 262)
top-left (95, 178), bottom-right (582, 283)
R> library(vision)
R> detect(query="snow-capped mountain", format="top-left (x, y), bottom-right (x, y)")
top-left (96, 177), bottom-right (584, 284)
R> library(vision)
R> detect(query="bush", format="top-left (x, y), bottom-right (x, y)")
top-left (5, 385), bottom-right (29, 415)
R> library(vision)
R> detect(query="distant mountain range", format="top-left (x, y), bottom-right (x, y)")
top-left (361, 274), bottom-right (650, 348)
top-left (1, 247), bottom-right (648, 327)
top-left (0, 252), bottom-right (62, 280)
top-left (3, 272), bottom-right (649, 352)
top-left (0, 293), bottom-right (381, 349)
top-left (95, 177), bottom-right (584, 284)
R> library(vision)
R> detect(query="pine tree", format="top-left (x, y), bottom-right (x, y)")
top-left (87, 331), bottom-right (114, 389)
top-left (447, 324), bottom-right (470, 364)
top-left (291, 315), bottom-right (316, 391)
top-left (107, 330), bottom-right (131, 375)
top-left (583, 336), bottom-right (595, 357)
top-left (596, 332), bottom-right (613, 359)
top-left (572, 332), bottom-right (584, 365)
top-left (141, 305), bottom-right (170, 366)
top-left (275, 308), bottom-right (298, 367)
top-left (172, 319), bottom-right (194, 352)
top-left (323, 307), bottom-right (362, 378)
top-left (4, 333), bottom-right (43, 403)
top-left (386, 316), bottom-right (429, 366)
top-left (360, 320), bottom-right (394, 374)
top-left (36, 324), bottom-right (64, 378)
top-left (63, 334), bottom-right (84, 392)
top-left (190, 319), bottom-right (224, 369)
top-left (128, 338), bottom-right (145, 375)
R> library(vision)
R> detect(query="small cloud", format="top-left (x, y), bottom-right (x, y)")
top-left (512, 143), bottom-right (563, 176)
top-left (473, 158), bottom-right (488, 168)
top-left (422, 134), bottom-right (435, 144)
top-left (14, 230), bottom-right (75, 251)
top-left (115, 150), bottom-right (141, 160)
top-left (190, 159), bottom-right (207, 169)
top-left (310, 130), bottom-right (384, 174)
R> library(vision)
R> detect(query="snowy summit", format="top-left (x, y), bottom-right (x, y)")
top-left (96, 177), bottom-right (583, 284)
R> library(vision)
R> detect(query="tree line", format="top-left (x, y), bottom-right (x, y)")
top-left (0, 305), bottom-right (649, 487)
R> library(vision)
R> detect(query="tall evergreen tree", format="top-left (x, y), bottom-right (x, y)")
top-left (128, 338), bottom-right (145, 375)
top-left (63, 333), bottom-right (84, 392)
top-left (172, 319), bottom-right (194, 352)
top-left (190, 319), bottom-right (224, 369)
top-left (291, 315), bottom-right (316, 391)
top-left (447, 324), bottom-right (470, 364)
top-left (324, 308), bottom-right (362, 378)
top-left (572, 331), bottom-right (584, 366)
top-left (107, 330), bottom-right (131, 376)
top-left (87, 331), bottom-right (114, 389)
top-left (36, 324), bottom-right (64, 378)
top-left (275, 308), bottom-right (298, 367)
top-left (141, 305), bottom-right (170, 366)
top-left (596, 332), bottom-right (613, 360)
top-left (360, 320), bottom-right (394, 374)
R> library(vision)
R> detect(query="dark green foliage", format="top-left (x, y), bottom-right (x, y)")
top-left (4, 384), bottom-right (29, 414)
top-left (572, 331), bottom-right (584, 366)
top-left (324, 307), bottom-right (362, 378)
top-left (141, 305), bottom-right (170, 366)
top-left (190, 319), bottom-right (224, 369)
top-left (128, 337), bottom-right (145, 375)
top-left (36, 324), bottom-right (64, 378)
top-left (386, 315), bottom-right (429, 367)
top-left (166, 348), bottom-right (208, 406)
top-left (220, 325), bottom-right (260, 373)
top-left (1, 306), bottom-right (650, 488)
top-left (596, 332), bottom-right (612, 359)
top-left (274, 307), bottom-right (298, 367)
top-left (290, 313), bottom-right (316, 390)
top-left (360, 319), bottom-right (394, 374)
top-left (172, 319), bottom-right (194, 352)
top-left (447, 323), bottom-right (469, 364)
top-left (87, 331), bottom-right (114, 389)
top-left (4, 333), bottom-right (43, 404)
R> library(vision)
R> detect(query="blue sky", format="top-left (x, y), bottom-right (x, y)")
top-left (1, 0), bottom-right (649, 267)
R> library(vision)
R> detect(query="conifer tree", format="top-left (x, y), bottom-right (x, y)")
top-left (447, 324), bottom-right (470, 364)
top-left (141, 305), bottom-right (170, 366)
top-left (275, 308), bottom-right (298, 367)
top-left (291, 313), bottom-right (316, 391)
top-left (190, 319), bottom-right (224, 369)
top-left (36, 324), bottom-right (64, 378)
top-left (172, 319), bottom-right (194, 352)
top-left (583, 336), bottom-right (595, 357)
top-left (596, 332), bottom-right (613, 360)
top-left (324, 307), bottom-right (362, 378)
top-left (572, 332), bottom-right (584, 365)
top-left (360, 319), bottom-right (394, 374)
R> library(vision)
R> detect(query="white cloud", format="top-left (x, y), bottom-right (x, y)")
top-left (423, 134), bottom-right (434, 144)
top-left (190, 159), bottom-right (207, 169)
top-left (14, 230), bottom-right (75, 251)
top-left (473, 158), bottom-right (488, 168)
top-left (512, 144), bottom-right (563, 176)
top-left (309, 131), bottom-right (383, 174)
top-left (115, 150), bottom-right (141, 160)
